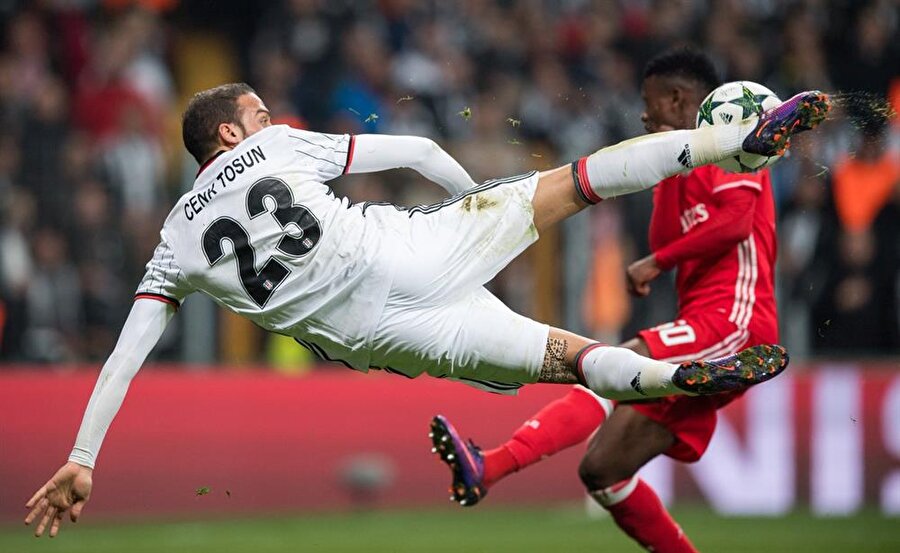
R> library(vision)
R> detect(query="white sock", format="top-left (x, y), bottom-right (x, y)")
top-left (576, 344), bottom-right (684, 400)
top-left (572, 121), bottom-right (756, 203)
top-left (590, 476), bottom-right (640, 507)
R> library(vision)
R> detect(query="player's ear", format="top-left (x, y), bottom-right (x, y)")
top-left (217, 122), bottom-right (243, 147)
top-left (670, 85), bottom-right (686, 109)
top-left (671, 85), bottom-right (696, 124)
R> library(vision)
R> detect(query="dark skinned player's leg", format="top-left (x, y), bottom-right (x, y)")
top-left (578, 405), bottom-right (674, 489)
top-left (579, 338), bottom-right (700, 553)
top-left (578, 338), bottom-right (673, 489)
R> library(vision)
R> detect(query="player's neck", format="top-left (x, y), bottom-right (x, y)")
top-left (197, 150), bottom-right (228, 176)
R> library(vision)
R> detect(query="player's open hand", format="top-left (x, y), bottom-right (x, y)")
top-left (626, 255), bottom-right (662, 297)
top-left (24, 461), bottom-right (93, 537)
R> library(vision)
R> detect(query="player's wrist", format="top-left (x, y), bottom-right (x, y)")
top-left (66, 460), bottom-right (93, 471)
top-left (67, 450), bottom-right (96, 471)
top-left (651, 252), bottom-right (672, 271)
top-left (59, 461), bottom-right (93, 480)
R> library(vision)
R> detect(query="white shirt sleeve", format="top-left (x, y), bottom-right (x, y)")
top-left (68, 299), bottom-right (175, 468)
top-left (135, 232), bottom-right (193, 308)
top-left (284, 128), bottom-right (354, 182)
top-left (347, 134), bottom-right (478, 195)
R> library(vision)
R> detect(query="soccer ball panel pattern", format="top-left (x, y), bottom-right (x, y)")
top-left (696, 81), bottom-right (782, 173)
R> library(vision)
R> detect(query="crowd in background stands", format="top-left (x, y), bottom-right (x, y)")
top-left (0, 0), bottom-right (897, 365)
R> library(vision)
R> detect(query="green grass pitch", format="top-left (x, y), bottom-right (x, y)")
top-left (2, 505), bottom-right (898, 552)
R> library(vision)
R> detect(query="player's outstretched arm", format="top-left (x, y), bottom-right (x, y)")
top-left (24, 299), bottom-right (175, 537)
top-left (348, 134), bottom-right (478, 195)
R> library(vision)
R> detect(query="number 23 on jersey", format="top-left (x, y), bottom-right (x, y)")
top-left (202, 177), bottom-right (322, 307)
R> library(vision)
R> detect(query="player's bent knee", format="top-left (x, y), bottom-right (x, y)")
top-left (578, 453), bottom-right (631, 491)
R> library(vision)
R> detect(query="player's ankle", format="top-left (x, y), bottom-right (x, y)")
top-left (689, 122), bottom-right (756, 166)
top-left (482, 445), bottom-right (519, 488)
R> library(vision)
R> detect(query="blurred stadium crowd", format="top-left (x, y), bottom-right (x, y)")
top-left (0, 0), bottom-right (897, 366)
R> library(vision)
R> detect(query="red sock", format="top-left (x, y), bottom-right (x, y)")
top-left (482, 386), bottom-right (609, 488)
top-left (597, 478), bottom-right (698, 553)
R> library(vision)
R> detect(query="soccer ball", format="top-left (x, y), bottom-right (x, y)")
top-left (696, 81), bottom-right (782, 173)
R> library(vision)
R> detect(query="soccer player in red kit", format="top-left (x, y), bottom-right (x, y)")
top-left (431, 48), bottom-right (781, 553)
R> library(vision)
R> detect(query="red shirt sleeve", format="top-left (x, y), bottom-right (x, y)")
top-left (654, 185), bottom-right (759, 271)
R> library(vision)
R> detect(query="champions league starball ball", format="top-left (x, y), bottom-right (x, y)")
top-left (696, 81), bottom-right (782, 173)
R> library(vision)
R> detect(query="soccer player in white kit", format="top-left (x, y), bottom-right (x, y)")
top-left (24, 83), bottom-right (830, 536)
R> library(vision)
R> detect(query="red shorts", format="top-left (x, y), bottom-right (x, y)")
top-left (627, 312), bottom-right (763, 462)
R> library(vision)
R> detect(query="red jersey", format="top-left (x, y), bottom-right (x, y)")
top-left (648, 165), bottom-right (779, 344)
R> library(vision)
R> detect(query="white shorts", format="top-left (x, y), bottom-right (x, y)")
top-left (365, 171), bottom-right (550, 393)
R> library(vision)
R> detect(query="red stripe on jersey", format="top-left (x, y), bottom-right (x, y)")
top-left (134, 293), bottom-right (180, 310)
top-left (343, 135), bottom-right (356, 174)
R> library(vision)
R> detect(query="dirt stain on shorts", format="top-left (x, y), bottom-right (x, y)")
top-left (461, 194), bottom-right (499, 212)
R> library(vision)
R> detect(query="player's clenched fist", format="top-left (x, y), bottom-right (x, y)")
top-left (25, 462), bottom-right (92, 537)
top-left (626, 254), bottom-right (662, 298)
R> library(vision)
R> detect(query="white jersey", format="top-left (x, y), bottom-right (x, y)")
top-left (69, 129), bottom-right (550, 470)
top-left (137, 125), bottom-right (393, 369)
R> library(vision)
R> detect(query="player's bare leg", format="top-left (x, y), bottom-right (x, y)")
top-left (530, 90), bottom-right (831, 233)
top-left (579, 405), bottom-right (673, 491)
top-left (535, 328), bottom-right (586, 385)
top-left (579, 405), bottom-right (699, 553)
top-left (530, 165), bottom-right (588, 231)
top-left (578, 337), bottom-right (700, 552)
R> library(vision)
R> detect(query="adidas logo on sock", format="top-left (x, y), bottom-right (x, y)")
top-left (630, 373), bottom-right (647, 396)
top-left (677, 145), bottom-right (693, 168)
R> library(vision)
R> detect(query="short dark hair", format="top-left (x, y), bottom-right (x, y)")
top-left (643, 47), bottom-right (721, 95)
top-left (182, 83), bottom-right (257, 164)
